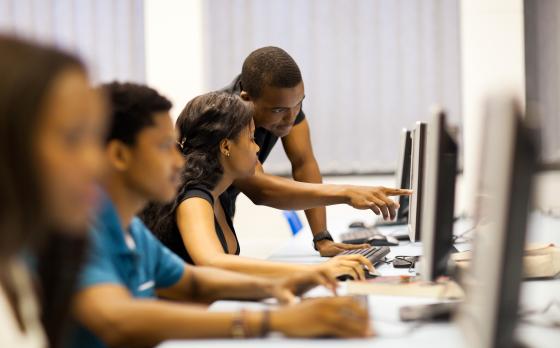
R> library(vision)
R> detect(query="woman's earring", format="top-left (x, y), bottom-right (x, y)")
top-left (226, 152), bottom-right (230, 157)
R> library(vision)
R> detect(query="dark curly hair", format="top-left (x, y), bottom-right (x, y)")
top-left (241, 46), bottom-right (302, 99)
top-left (141, 92), bottom-right (253, 242)
top-left (101, 81), bottom-right (172, 145)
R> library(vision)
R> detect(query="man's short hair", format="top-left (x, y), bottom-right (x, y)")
top-left (102, 81), bottom-right (172, 145)
top-left (240, 46), bottom-right (302, 99)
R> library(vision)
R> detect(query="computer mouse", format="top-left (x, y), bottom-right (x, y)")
top-left (391, 231), bottom-right (412, 241)
top-left (368, 234), bottom-right (399, 246)
top-left (336, 274), bottom-right (354, 281)
top-left (348, 221), bottom-right (366, 228)
top-left (336, 268), bottom-right (380, 281)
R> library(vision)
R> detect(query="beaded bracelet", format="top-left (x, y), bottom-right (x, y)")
top-left (231, 310), bottom-right (247, 339)
top-left (260, 309), bottom-right (271, 337)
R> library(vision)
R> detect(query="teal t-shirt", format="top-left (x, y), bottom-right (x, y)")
top-left (68, 193), bottom-right (185, 348)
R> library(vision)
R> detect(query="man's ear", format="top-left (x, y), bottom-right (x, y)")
top-left (219, 139), bottom-right (232, 158)
top-left (106, 140), bottom-right (132, 171)
top-left (239, 91), bottom-right (251, 102)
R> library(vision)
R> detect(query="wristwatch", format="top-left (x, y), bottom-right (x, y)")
top-left (312, 230), bottom-right (334, 251)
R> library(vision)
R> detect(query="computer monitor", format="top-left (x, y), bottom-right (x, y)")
top-left (420, 109), bottom-right (458, 282)
top-left (395, 129), bottom-right (412, 220)
top-left (456, 96), bottom-right (537, 348)
top-left (407, 121), bottom-right (427, 242)
top-left (376, 129), bottom-right (412, 227)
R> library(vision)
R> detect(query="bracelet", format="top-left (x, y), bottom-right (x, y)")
top-left (231, 310), bottom-right (247, 339)
top-left (260, 309), bottom-right (271, 337)
top-left (312, 230), bottom-right (334, 251)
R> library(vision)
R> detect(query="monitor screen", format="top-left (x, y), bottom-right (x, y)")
top-left (420, 108), bottom-right (458, 282)
top-left (395, 129), bottom-right (412, 221)
top-left (456, 96), bottom-right (537, 348)
top-left (408, 121), bottom-right (427, 242)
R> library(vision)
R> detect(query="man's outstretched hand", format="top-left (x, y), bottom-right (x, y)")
top-left (343, 186), bottom-right (413, 221)
top-left (314, 186), bottom-right (412, 257)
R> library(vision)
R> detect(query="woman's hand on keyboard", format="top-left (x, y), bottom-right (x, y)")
top-left (269, 269), bottom-right (338, 304)
top-left (315, 254), bottom-right (375, 281)
top-left (270, 296), bottom-right (374, 338)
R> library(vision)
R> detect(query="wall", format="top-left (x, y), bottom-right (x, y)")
top-left (0, 0), bottom-right (145, 84)
top-left (460, 0), bottom-right (560, 215)
top-left (459, 0), bottom-right (526, 215)
top-left (202, 0), bottom-right (462, 175)
top-left (144, 0), bottom-right (206, 118)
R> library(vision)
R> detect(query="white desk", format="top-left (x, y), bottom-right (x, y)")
top-left (159, 212), bottom-right (560, 348)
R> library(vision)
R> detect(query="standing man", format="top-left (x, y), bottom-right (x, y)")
top-left (217, 46), bottom-right (411, 256)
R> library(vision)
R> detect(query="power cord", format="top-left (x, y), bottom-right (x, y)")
top-left (452, 218), bottom-right (487, 244)
top-left (518, 300), bottom-right (560, 328)
top-left (452, 227), bottom-right (476, 243)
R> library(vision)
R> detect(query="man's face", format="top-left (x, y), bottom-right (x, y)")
top-left (243, 81), bottom-right (305, 138)
top-left (120, 112), bottom-right (185, 204)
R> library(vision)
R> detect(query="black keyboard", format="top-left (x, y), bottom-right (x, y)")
top-left (336, 246), bottom-right (391, 281)
top-left (339, 246), bottom-right (391, 266)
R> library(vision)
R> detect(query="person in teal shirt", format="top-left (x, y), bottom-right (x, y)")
top-left (69, 82), bottom-right (371, 348)
top-left (78, 192), bottom-right (185, 298)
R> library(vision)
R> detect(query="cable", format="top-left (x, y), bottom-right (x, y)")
top-left (392, 256), bottom-right (419, 273)
top-left (518, 300), bottom-right (560, 328)
top-left (452, 224), bottom-right (478, 243)
top-left (452, 217), bottom-right (488, 244)
top-left (379, 258), bottom-right (394, 265)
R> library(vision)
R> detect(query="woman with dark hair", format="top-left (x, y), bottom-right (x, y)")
top-left (0, 36), bottom-right (106, 347)
top-left (142, 92), bottom-right (375, 279)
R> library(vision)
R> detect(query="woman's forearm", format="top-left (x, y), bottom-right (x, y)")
top-left (196, 253), bottom-right (312, 279)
